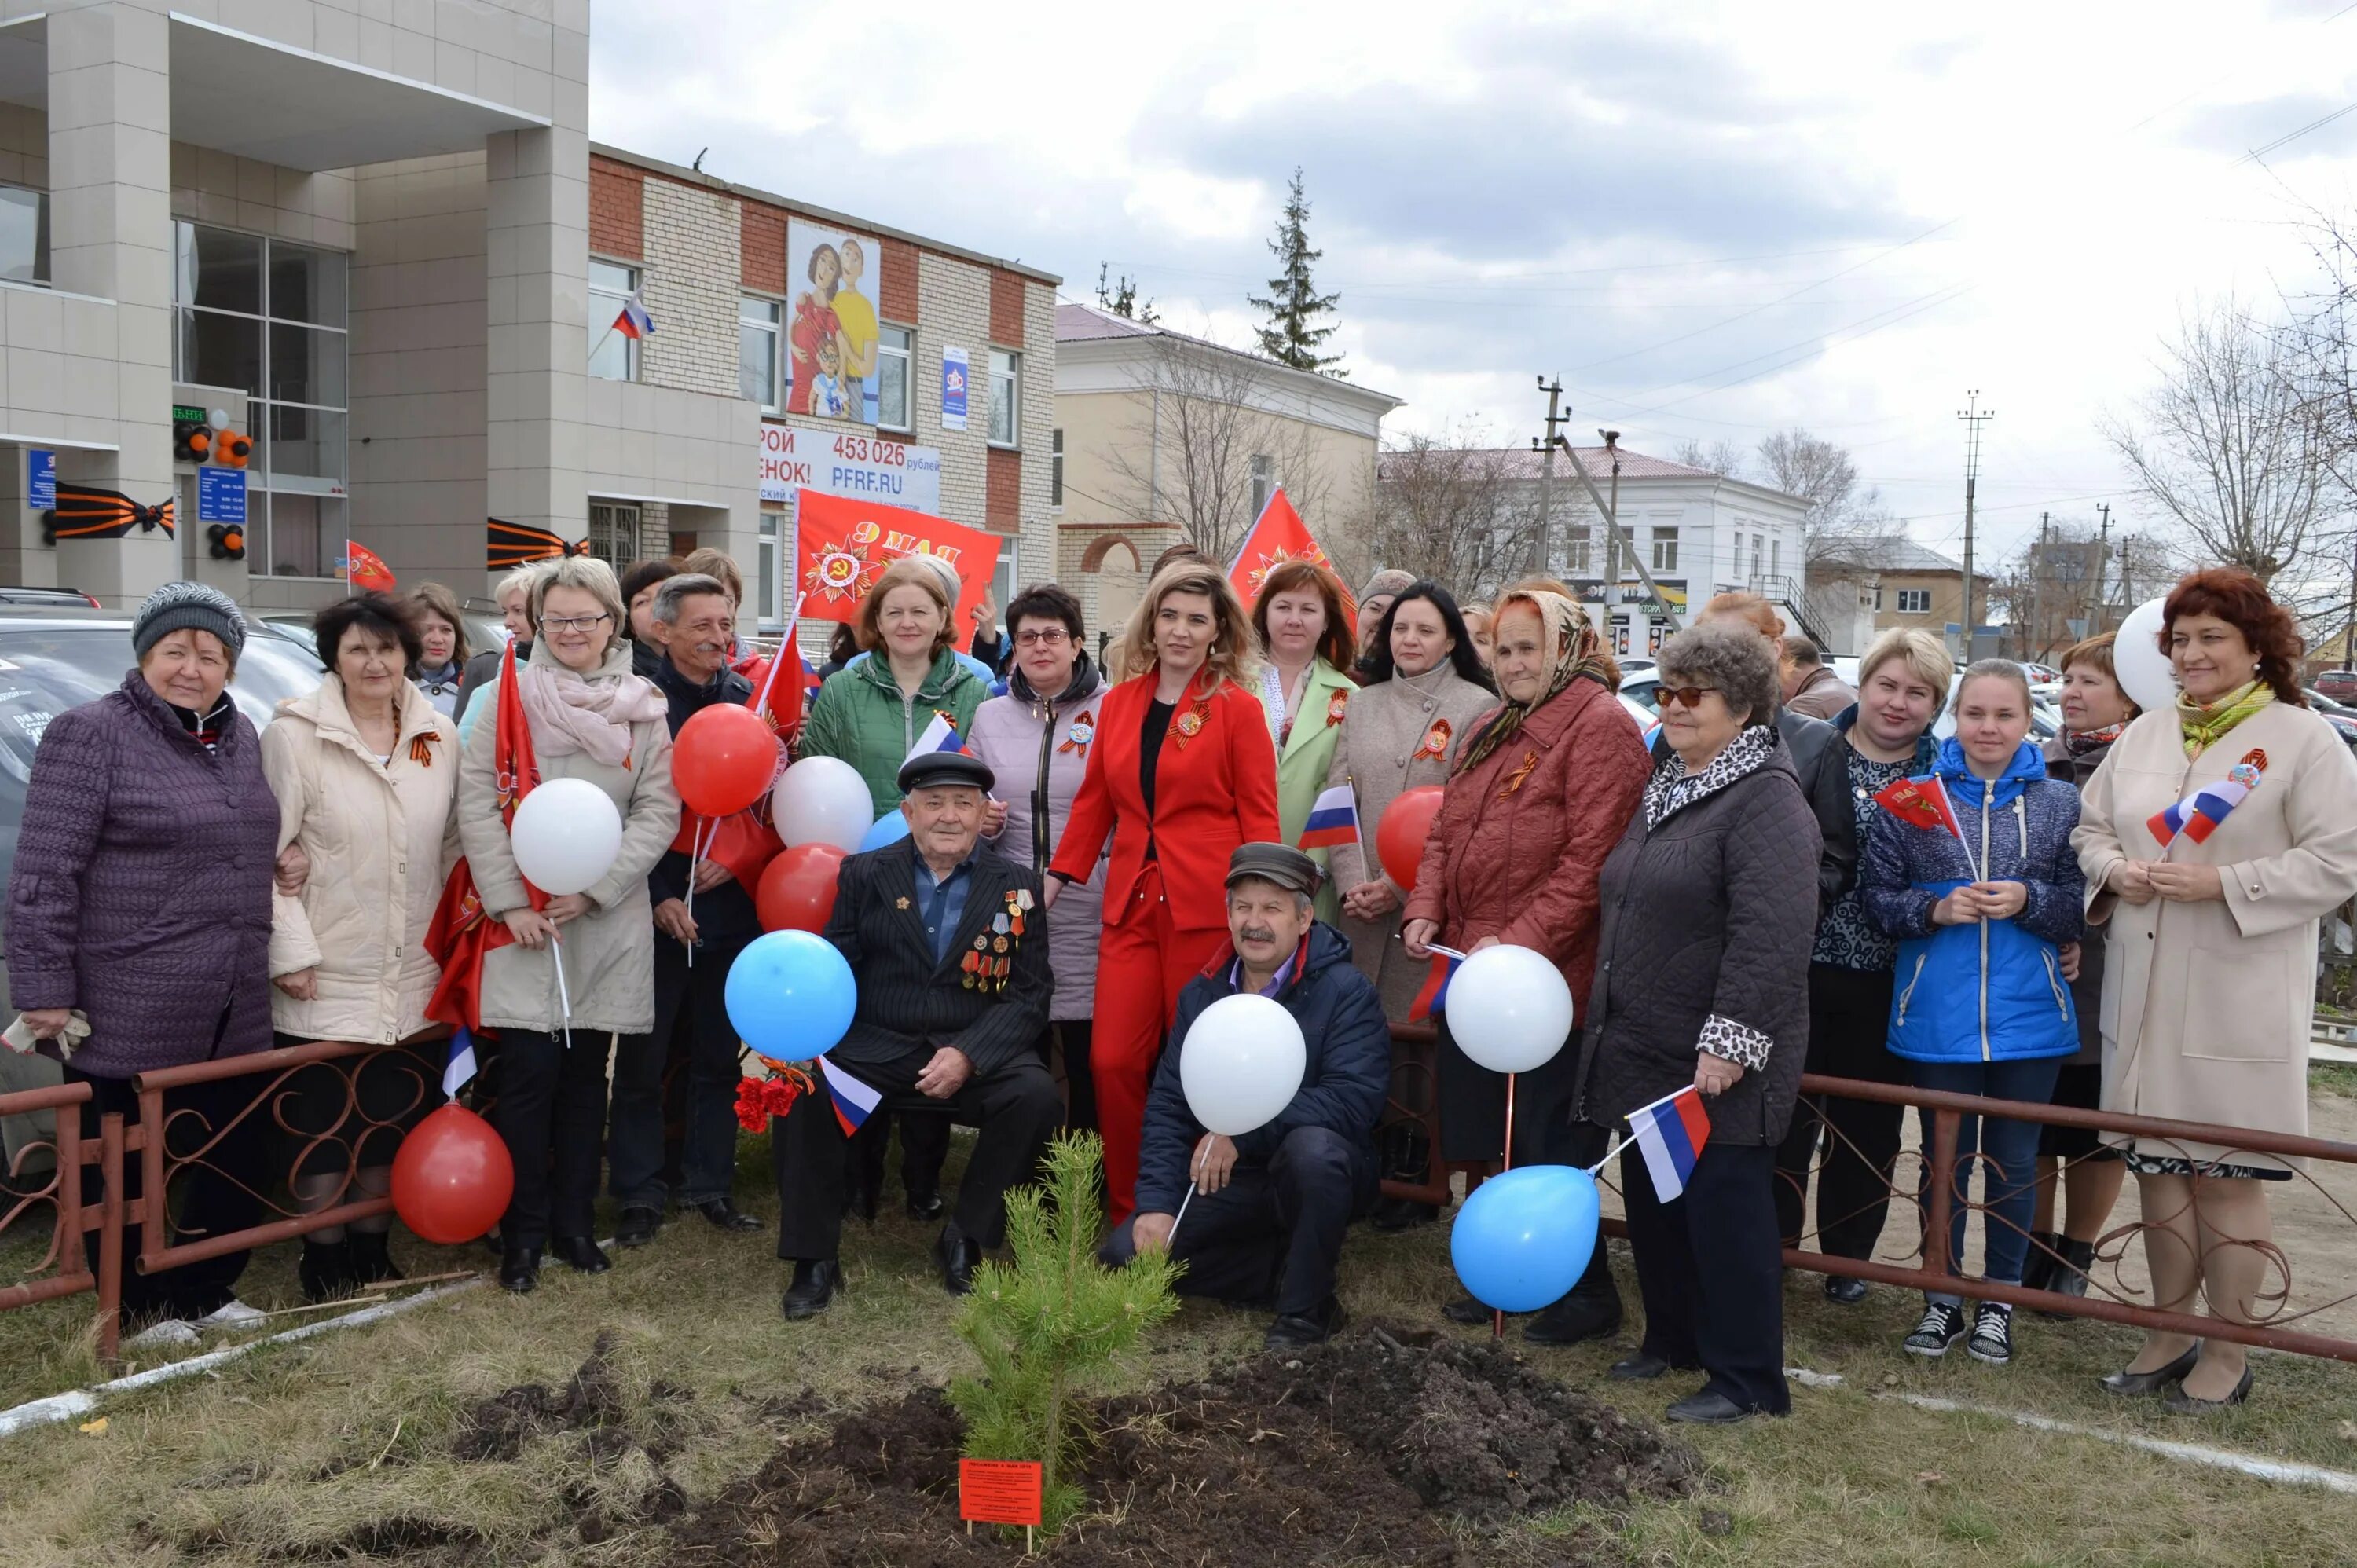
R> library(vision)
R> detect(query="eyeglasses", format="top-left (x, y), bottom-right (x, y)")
top-left (1015, 628), bottom-right (1069, 647)
top-left (1654, 685), bottom-right (1719, 710)
top-left (539, 613), bottom-right (614, 634)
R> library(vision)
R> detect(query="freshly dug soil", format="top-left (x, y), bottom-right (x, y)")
top-left (658, 1321), bottom-right (1706, 1566)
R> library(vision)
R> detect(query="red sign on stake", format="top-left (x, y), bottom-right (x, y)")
top-left (959, 1458), bottom-right (1044, 1526)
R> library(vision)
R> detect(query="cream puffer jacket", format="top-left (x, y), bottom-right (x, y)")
top-left (263, 674), bottom-right (462, 1044)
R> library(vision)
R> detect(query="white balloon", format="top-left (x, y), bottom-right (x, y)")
top-left (2113, 596), bottom-right (2178, 717)
top-left (510, 778), bottom-right (623, 896)
top-left (1447, 944), bottom-right (1574, 1073)
top-left (1179, 993), bottom-right (1307, 1137)
top-left (771, 757), bottom-right (874, 853)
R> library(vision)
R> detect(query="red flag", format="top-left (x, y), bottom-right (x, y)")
top-left (424, 644), bottom-right (543, 1032)
top-left (1872, 775), bottom-right (1963, 841)
top-left (792, 490), bottom-right (1003, 651)
top-left (1228, 488), bottom-right (1358, 624)
top-left (343, 538), bottom-right (396, 592)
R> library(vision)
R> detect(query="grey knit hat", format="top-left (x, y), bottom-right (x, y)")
top-left (1359, 568), bottom-right (1416, 603)
top-left (132, 581), bottom-right (245, 661)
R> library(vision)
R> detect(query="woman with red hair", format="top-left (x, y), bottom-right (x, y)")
top-left (1252, 560), bottom-right (1359, 923)
top-left (2073, 567), bottom-right (2357, 1410)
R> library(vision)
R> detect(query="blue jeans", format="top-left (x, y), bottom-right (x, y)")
top-left (1909, 1057), bottom-right (2064, 1303)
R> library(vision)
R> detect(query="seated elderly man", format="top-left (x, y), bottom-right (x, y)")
top-left (772, 750), bottom-right (1061, 1321)
top-left (1103, 844), bottom-right (1390, 1348)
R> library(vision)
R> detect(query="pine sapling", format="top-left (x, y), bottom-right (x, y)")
top-left (949, 1130), bottom-right (1180, 1536)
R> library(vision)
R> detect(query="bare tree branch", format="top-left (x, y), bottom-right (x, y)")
top-left (1369, 430), bottom-right (1542, 603)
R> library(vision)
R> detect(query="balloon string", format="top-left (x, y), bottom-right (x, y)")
top-left (1497, 1068), bottom-right (1516, 1340)
top-left (1168, 1180), bottom-right (1197, 1247)
top-left (684, 815), bottom-right (717, 967)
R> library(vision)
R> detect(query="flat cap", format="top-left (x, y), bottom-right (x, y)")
top-left (897, 749), bottom-right (994, 797)
top-left (1226, 841), bottom-right (1322, 896)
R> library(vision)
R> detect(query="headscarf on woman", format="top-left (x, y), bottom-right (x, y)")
top-left (1453, 589), bottom-right (1618, 774)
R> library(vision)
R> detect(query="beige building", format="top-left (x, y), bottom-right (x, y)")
top-left (1812, 537), bottom-right (1996, 656)
top-left (1050, 302), bottom-right (1399, 654)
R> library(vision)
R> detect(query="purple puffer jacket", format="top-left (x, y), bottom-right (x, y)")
top-left (5, 672), bottom-right (277, 1077)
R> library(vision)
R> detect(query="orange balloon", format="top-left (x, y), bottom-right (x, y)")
top-left (757, 841), bottom-right (847, 932)
top-left (674, 703), bottom-right (779, 817)
top-left (1376, 786), bottom-right (1446, 892)
top-left (390, 1103), bottom-right (514, 1245)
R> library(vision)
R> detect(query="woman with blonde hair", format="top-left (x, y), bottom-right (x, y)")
top-left (1049, 559), bottom-right (1280, 1222)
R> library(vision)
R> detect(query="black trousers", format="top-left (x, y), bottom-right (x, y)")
top-left (269, 1034), bottom-right (438, 1181)
top-left (1101, 1125), bottom-right (1375, 1317)
top-left (1772, 964), bottom-right (1904, 1260)
top-left (1044, 1018), bottom-right (1098, 1134)
top-left (493, 1028), bottom-right (611, 1249)
top-left (1435, 1013), bottom-right (1585, 1165)
top-left (1623, 1140), bottom-right (1789, 1415)
top-left (848, 1104), bottom-right (952, 1203)
top-left (66, 1066), bottom-right (265, 1321)
top-left (609, 929), bottom-right (750, 1209)
top-left (774, 1048), bottom-right (1061, 1262)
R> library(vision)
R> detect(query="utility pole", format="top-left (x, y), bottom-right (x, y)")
top-left (1552, 437), bottom-right (1684, 632)
top-left (1530, 376), bottom-right (1567, 577)
top-left (2344, 529), bottom-right (2356, 673)
top-left (2033, 511), bottom-right (2049, 661)
top-left (2119, 533), bottom-right (2135, 610)
top-left (1957, 390), bottom-right (1995, 653)
top-left (2089, 503), bottom-right (2112, 629)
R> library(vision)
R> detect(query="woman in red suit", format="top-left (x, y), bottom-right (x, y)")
top-left (1050, 559), bottom-right (1279, 1221)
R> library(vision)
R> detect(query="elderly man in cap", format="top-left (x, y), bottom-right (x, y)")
top-left (773, 749), bottom-right (1061, 1319)
top-left (1104, 843), bottom-right (1390, 1347)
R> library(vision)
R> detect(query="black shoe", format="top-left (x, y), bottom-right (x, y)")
top-left (615, 1206), bottom-right (662, 1248)
top-left (499, 1246), bottom-right (541, 1294)
top-left (1609, 1351), bottom-right (1673, 1381)
top-left (2100, 1342), bottom-right (2201, 1397)
top-left (688, 1198), bottom-right (763, 1233)
top-left (1368, 1194), bottom-right (1440, 1232)
top-left (2165, 1361), bottom-right (2254, 1412)
top-left (1904, 1300), bottom-right (1968, 1357)
top-left (1824, 1275), bottom-right (1869, 1306)
top-left (1265, 1296), bottom-right (1347, 1350)
top-left (934, 1224), bottom-right (983, 1295)
top-left (2036, 1238), bottom-right (2096, 1318)
top-left (552, 1236), bottom-right (611, 1275)
top-left (346, 1230), bottom-right (405, 1287)
top-left (1666, 1390), bottom-right (1751, 1425)
top-left (782, 1258), bottom-right (840, 1320)
top-left (1967, 1302), bottom-right (2016, 1366)
top-left (905, 1189), bottom-right (947, 1223)
top-left (298, 1240), bottom-right (355, 1304)
top-left (1523, 1284), bottom-right (1624, 1346)
top-left (2021, 1231), bottom-right (2060, 1294)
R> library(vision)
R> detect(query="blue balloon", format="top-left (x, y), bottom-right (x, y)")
top-left (860, 811), bottom-right (911, 851)
top-left (1449, 1163), bottom-right (1602, 1313)
top-left (725, 929), bottom-right (856, 1061)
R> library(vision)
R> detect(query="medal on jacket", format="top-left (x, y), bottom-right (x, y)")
top-left (1002, 888), bottom-right (1026, 943)
top-left (1414, 717), bottom-right (1452, 761)
top-left (1060, 709), bottom-right (1096, 757)
top-left (1325, 688), bottom-right (1350, 728)
top-left (1172, 699), bottom-right (1210, 750)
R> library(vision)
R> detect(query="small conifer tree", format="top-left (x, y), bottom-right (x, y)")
top-left (1248, 166), bottom-right (1345, 376)
top-left (949, 1130), bottom-right (1180, 1535)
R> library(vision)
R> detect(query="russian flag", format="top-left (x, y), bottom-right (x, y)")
top-left (904, 711), bottom-right (966, 764)
top-left (613, 287), bottom-right (654, 340)
top-left (1408, 945), bottom-right (1465, 1023)
top-left (2147, 777), bottom-right (2253, 848)
top-left (1298, 783), bottom-right (1359, 850)
top-left (818, 1055), bottom-right (882, 1137)
top-left (442, 1026), bottom-right (480, 1099)
top-left (799, 651), bottom-right (824, 695)
top-left (1627, 1085), bottom-right (1710, 1202)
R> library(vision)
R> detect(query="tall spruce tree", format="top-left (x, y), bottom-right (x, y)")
top-left (1248, 167), bottom-right (1345, 376)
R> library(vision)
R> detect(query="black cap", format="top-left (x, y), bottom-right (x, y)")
top-left (896, 750), bottom-right (995, 797)
top-left (1225, 841), bottom-right (1322, 896)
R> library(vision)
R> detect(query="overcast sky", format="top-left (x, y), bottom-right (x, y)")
top-left (590, 0), bottom-right (2357, 571)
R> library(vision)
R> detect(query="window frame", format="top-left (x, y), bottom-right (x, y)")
top-left (587, 500), bottom-right (642, 567)
top-left (987, 346), bottom-right (1020, 449)
top-left (0, 182), bottom-right (49, 288)
top-left (1250, 453), bottom-right (1276, 521)
top-left (1897, 587), bottom-right (1932, 615)
top-left (588, 258), bottom-right (640, 383)
top-left (1050, 427), bottom-right (1064, 510)
top-left (739, 292), bottom-right (783, 412)
top-left (875, 324), bottom-right (915, 432)
top-left (1649, 525), bottom-right (1679, 573)
top-left (1566, 526), bottom-right (1593, 575)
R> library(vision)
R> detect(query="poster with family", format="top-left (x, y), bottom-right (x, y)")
top-left (785, 219), bottom-right (882, 423)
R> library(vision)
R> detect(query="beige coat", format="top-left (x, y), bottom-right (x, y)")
top-left (2073, 702), bottom-right (2357, 1171)
top-left (263, 676), bottom-right (461, 1044)
top-left (456, 639), bottom-right (680, 1035)
top-left (1323, 663), bottom-right (1497, 1017)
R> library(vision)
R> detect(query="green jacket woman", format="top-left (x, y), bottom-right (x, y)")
top-left (800, 641), bottom-right (986, 816)
top-left (1252, 560), bottom-right (1362, 924)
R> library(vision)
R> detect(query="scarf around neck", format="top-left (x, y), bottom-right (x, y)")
top-left (1454, 591), bottom-right (1614, 774)
top-left (2177, 679), bottom-right (2273, 760)
top-left (519, 658), bottom-right (669, 765)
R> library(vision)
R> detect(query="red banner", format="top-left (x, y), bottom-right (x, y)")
top-left (343, 539), bottom-right (397, 592)
top-left (793, 490), bottom-right (1002, 650)
top-left (1227, 487), bottom-right (1356, 627)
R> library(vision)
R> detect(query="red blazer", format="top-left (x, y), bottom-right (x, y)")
top-left (1049, 668), bottom-right (1280, 933)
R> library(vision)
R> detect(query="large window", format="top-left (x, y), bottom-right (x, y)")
top-left (0, 185), bottom-right (47, 286)
top-left (988, 348), bottom-right (1019, 446)
top-left (877, 325), bottom-right (913, 430)
top-left (739, 295), bottom-right (781, 408)
top-left (588, 260), bottom-right (639, 382)
top-left (1650, 526), bottom-right (1679, 573)
top-left (588, 500), bottom-right (640, 566)
top-left (1565, 526), bottom-right (1593, 575)
top-left (1897, 588), bottom-right (1932, 615)
top-left (172, 222), bottom-right (346, 578)
top-left (757, 512), bottom-right (784, 630)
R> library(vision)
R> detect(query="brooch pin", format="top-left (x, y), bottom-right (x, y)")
top-left (1414, 718), bottom-right (1452, 761)
top-left (1171, 701), bottom-right (1211, 750)
top-left (1059, 710), bottom-right (1096, 756)
top-left (896, 896), bottom-right (911, 910)
top-left (1325, 689), bottom-right (1350, 728)
top-left (1499, 749), bottom-right (1540, 797)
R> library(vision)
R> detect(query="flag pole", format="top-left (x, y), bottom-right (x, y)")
top-left (749, 592), bottom-right (808, 724)
top-left (1495, 1068), bottom-right (1517, 1341)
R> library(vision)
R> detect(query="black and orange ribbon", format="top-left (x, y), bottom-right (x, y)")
top-left (487, 517), bottom-right (593, 571)
top-left (45, 485), bottom-right (174, 543)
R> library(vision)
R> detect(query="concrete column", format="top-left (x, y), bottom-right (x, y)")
top-left (47, 0), bottom-right (174, 606)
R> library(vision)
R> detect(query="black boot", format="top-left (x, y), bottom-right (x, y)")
top-left (346, 1229), bottom-right (405, 1287)
top-left (934, 1223), bottom-right (983, 1295)
top-left (1523, 1246), bottom-right (1623, 1346)
top-left (2022, 1231), bottom-right (2060, 1294)
top-left (299, 1239), bottom-right (354, 1303)
top-left (1369, 1124), bottom-right (1441, 1233)
top-left (782, 1258), bottom-right (839, 1319)
top-left (2036, 1237), bottom-right (2098, 1318)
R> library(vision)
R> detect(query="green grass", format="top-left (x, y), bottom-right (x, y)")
top-left (2, 1134), bottom-right (2355, 1566)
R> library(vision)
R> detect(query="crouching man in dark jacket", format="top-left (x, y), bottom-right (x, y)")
top-left (1102, 843), bottom-right (1389, 1349)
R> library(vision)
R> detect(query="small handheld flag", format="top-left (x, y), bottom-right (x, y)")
top-left (1298, 783), bottom-right (1361, 850)
top-left (612, 286), bottom-right (654, 340)
top-left (819, 1055), bottom-right (882, 1137)
top-left (1627, 1085), bottom-right (1711, 1203)
top-left (2148, 749), bottom-right (2267, 848)
top-left (1407, 943), bottom-right (1467, 1023)
top-left (904, 711), bottom-right (966, 764)
top-left (1873, 774), bottom-right (1976, 879)
top-left (342, 538), bottom-right (396, 592)
top-left (441, 1026), bottom-right (480, 1099)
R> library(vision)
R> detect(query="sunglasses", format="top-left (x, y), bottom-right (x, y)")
top-left (1654, 685), bottom-right (1719, 710)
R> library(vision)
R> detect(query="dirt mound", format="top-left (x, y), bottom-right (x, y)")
top-left (452, 1328), bottom-right (627, 1463)
top-left (658, 1321), bottom-right (1705, 1566)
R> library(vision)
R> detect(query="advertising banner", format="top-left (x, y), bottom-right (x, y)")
top-left (784, 219), bottom-right (882, 423)
top-left (940, 346), bottom-right (969, 432)
top-left (794, 489), bottom-right (1002, 650)
top-left (758, 424), bottom-right (940, 513)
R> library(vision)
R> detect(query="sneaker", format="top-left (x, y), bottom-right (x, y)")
top-left (1904, 1300), bottom-right (1967, 1357)
top-left (123, 1318), bottom-right (200, 1351)
top-left (1967, 1302), bottom-right (2015, 1366)
top-left (193, 1299), bottom-right (268, 1331)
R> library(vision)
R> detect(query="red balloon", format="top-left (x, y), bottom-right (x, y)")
top-left (757, 841), bottom-right (847, 932)
top-left (1376, 786), bottom-right (1446, 892)
top-left (390, 1103), bottom-right (515, 1245)
top-left (673, 704), bottom-right (779, 818)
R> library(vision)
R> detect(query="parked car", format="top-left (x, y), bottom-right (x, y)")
top-left (258, 606), bottom-right (506, 664)
top-left (1626, 664), bottom-right (2058, 742)
top-left (2315, 669), bottom-right (2357, 703)
top-left (0, 586), bottom-right (101, 608)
